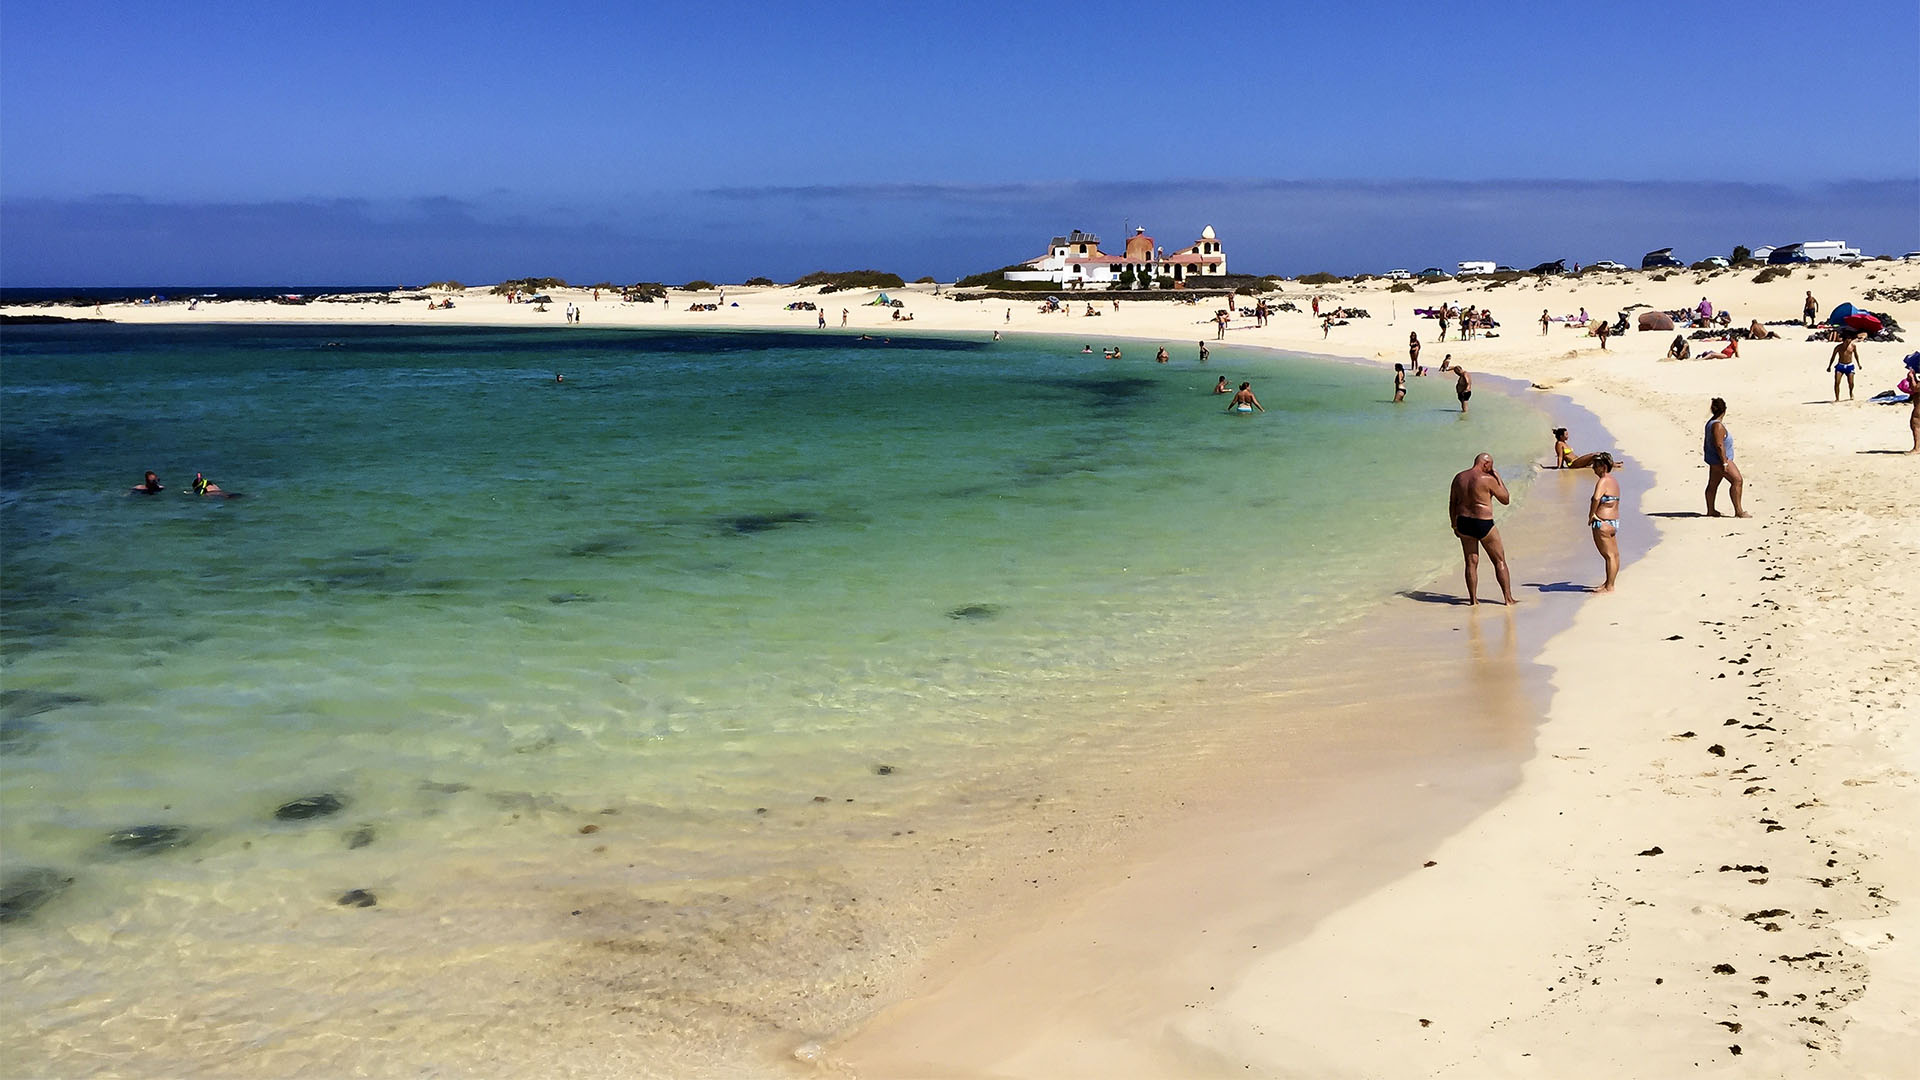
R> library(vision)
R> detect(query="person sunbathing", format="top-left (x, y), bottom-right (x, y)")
top-left (1699, 339), bottom-right (1740, 360)
top-left (1748, 320), bottom-right (1778, 340)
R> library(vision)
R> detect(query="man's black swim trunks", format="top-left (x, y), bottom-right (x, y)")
top-left (1455, 516), bottom-right (1494, 540)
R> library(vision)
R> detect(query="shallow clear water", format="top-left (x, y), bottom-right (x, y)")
top-left (1, 323), bottom-right (1545, 1072)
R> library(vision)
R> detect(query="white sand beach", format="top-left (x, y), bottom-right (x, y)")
top-left (7, 262), bottom-right (1917, 1077)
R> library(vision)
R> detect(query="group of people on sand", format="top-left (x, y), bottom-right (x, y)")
top-left (129, 471), bottom-right (238, 499)
top-left (1449, 395), bottom-right (1760, 604)
top-left (1430, 303), bottom-right (1494, 342)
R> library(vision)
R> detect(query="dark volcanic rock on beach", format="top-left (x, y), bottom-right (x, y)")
top-left (275, 793), bottom-right (348, 821)
top-left (336, 888), bottom-right (377, 908)
top-left (0, 867), bottom-right (75, 923)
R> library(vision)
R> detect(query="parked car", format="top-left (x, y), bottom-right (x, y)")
top-left (1587, 260), bottom-right (1629, 272)
top-left (1529, 260), bottom-right (1567, 276)
top-left (1416, 267), bottom-right (1452, 279)
top-left (1768, 245), bottom-right (1813, 265)
top-left (1383, 268), bottom-right (1412, 279)
top-left (1695, 256), bottom-right (1729, 269)
top-left (1902, 251), bottom-right (1920, 262)
top-left (1494, 265), bottom-right (1520, 273)
top-left (1641, 248), bottom-right (1683, 270)
top-left (1832, 252), bottom-right (1861, 263)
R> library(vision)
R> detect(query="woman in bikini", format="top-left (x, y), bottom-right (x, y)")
top-left (1587, 453), bottom-right (1621, 592)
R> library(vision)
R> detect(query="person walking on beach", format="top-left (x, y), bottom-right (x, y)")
top-left (1454, 365), bottom-right (1472, 414)
top-left (1596, 318), bottom-right (1611, 351)
top-left (1586, 453), bottom-right (1622, 592)
top-left (1321, 315), bottom-right (1332, 339)
top-left (818, 310), bottom-right (826, 329)
top-left (1540, 309), bottom-right (1551, 335)
top-left (1703, 397), bottom-right (1750, 518)
top-left (1409, 332), bottom-right (1421, 369)
top-left (1216, 311), bottom-right (1229, 340)
top-left (1804, 291), bottom-right (1819, 328)
top-left (1828, 332), bottom-right (1861, 401)
top-left (1005, 307), bottom-right (1011, 324)
top-left (841, 308), bottom-right (849, 327)
top-left (1393, 363), bottom-right (1407, 403)
top-left (1311, 295), bottom-right (1320, 317)
top-left (1448, 453), bottom-right (1515, 606)
top-left (1437, 306), bottom-right (1450, 342)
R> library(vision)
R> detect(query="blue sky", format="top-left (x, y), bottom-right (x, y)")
top-left (3, 0), bottom-right (1916, 284)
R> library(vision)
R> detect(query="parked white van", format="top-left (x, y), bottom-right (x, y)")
top-left (1457, 261), bottom-right (1496, 276)
top-left (1384, 268), bottom-right (1412, 279)
top-left (1798, 240), bottom-right (1860, 262)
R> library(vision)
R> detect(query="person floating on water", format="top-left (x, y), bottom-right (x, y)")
top-left (130, 470), bottom-right (163, 494)
top-left (1448, 453), bottom-right (1515, 606)
top-left (1213, 376), bottom-right (1231, 395)
top-left (1226, 382), bottom-right (1263, 414)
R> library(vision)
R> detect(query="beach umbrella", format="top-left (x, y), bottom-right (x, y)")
top-left (1843, 312), bottom-right (1883, 334)
top-left (1637, 311), bottom-right (1674, 331)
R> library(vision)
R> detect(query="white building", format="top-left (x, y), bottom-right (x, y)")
top-left (1005, 225), bottom-right (1228, 288)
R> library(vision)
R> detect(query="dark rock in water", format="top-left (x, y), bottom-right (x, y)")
top-left (0, 717), bottom-right (46, 756)
top-left (0, 867), bottom-right (75, 923)
top-left (345, 825), bottom-right (376, 850)
top-left (275, 794), bottom-right (347, 821)
top-left (419, 780), bottom-right (470, 795)
top-left (874, 764), bottom-right (897, 776)
top-left (336, 889), bottom-right (377, 908)
top-left (947, 603), bottom-right (1001, 620)
top-left (104, 824), bottom-right (193, 856)
top-left (547, 592), bottom-right (595, 604)
top-left (723, 510), bottom-right (817, 535)
top-left (0, 689), bottom-right (97, 718)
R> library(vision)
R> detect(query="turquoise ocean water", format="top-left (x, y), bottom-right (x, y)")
top-left (1, 323), bottom-right (1546, 1073)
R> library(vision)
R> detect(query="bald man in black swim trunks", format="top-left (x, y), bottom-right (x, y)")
top-left (1449, 453), bottom-right (1515, 606)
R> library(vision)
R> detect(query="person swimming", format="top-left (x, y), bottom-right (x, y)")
top-left (1213, 376), bottom-right (1230, 395)
top-left (1226, 382), bottom-right (1263, 413)
top-left (130, 470), bottom-right (163, 494)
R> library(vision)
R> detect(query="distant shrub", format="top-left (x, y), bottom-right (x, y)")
top-left (792, 270), bottom-right (907, 293)
top-left (1731, 246), bottom-right (1752, 264)
top-left (1649, 272), bottom-right (1671, 282)
top-left (1298, 272), bottom-right (1341, 285)
top-left (1753, 266), bottom-right (1791, 283)
top-left (426, 280), bottom-right (465, 291)
top-left (623, 282), bottom-right (668, 301)
top-left (1482, 271), bottom-right (1526, 285)
top-left (590, 281), bottom-right (617, 290)
top-left (490, 277), bottom-right (567, 295)
top-left (743, 276), bottom-right (775, 287)
top-left (1389, 282), bottom-right (1414, 293)
top-left (913, 276), bottom-right (936, 284)
top-left (683, 280), bottom-right (716, 292)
